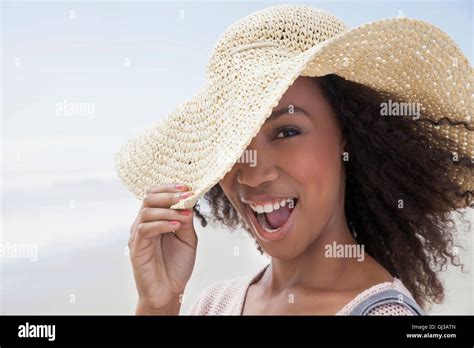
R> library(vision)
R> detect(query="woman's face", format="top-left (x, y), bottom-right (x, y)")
top-left (219, 76), bottom-right (346, 260)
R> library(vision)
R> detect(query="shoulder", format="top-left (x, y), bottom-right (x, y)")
top-left (187, 276), bottom-right (251, 315)
top-left (340, 278), bottom-right (424, 316)
top-left (344, 255), bottom-right (423, 315)
top-left (366, 301), bottom-right (419, 316)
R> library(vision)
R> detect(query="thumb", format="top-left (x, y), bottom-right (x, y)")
top-left (173, 208), bottom-right (197, 249)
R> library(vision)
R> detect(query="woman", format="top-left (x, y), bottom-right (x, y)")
top-left (116, 5), bottom-right (473, 315)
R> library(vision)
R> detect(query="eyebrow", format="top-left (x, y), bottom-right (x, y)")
top-left (268, 105), bottom-right (310, 121)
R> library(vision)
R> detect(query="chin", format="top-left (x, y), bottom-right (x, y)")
top-left (256, 225), bottom-right (322, 261)
top-left (260, 245), bottom-right (307, 260)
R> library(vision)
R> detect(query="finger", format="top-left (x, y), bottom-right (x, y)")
top-left (142, 191), bottom-right (194, 209)
top-left (143, 184), bottom-right (190, 209)
top-left (146, 183), bottom-right (190, 194)
top-left (136, 220), bottom-right (181, 241)
top-left (137, 183), bottom-right (188, 217)
top-left (130, 220), bottom-right (181, 254)
top-left (138, 207), bottom-right (194, 224)
top-left (130, 183), bottom-right (190, 233)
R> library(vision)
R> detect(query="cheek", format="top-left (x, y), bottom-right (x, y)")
top-left (291, 134), bottom-right (342, 187)
top-left (219, 174), bottom-right (243, 212)
top-left (219, 165), bottom-right (237, 194)
top-left (288, 133), bottom-right (343, 223)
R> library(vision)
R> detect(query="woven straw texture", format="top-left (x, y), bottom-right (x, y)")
top-left (115, 4), bottom-right (473, 209)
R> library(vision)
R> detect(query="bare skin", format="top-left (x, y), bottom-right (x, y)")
top-left (128, 184), bottom-right (197, 315)
top-left (219, 76), bottom-right (393, 315)
top-left (130, 76), bottom-right (392, 315)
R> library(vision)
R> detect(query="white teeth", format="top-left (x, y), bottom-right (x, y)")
top-left (263, 204), bottom-right (273, 213)
top-left (248, 198), bottom-right (296, 214)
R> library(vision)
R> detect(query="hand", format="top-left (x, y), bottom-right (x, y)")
top-left (128, 184), bottom-right (197, 314)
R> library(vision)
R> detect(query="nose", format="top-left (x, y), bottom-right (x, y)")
top-left (236, 143), bottom-right (279, 188)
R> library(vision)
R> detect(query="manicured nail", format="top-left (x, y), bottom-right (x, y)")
top-left (169, 220), bottom-right (180, 226)
top-left (180, 191), bottom-right (193, 200)
top-left (175, 183), bottom-right (187, 190)
top-left (179, 209), bottom-right (192, 216)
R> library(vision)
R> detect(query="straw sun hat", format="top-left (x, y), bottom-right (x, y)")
top-left (115, 4), bottom-right (473, 210)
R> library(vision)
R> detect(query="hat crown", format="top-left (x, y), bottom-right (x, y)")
top-left (206, 5), bottom-right (348, 79)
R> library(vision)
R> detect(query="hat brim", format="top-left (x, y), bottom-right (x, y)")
top-left (115, 17), bottom-right (473, 210)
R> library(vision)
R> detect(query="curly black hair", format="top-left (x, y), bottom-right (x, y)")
top-left (192, 74), bottom-right (473, 309)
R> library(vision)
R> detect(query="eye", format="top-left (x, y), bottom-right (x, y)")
top-left (274, 126), bottom-right (301, 139)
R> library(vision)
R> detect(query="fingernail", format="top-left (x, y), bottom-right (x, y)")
top-left (180, 191), bottom-right (193, 200)
top-left (175, 183), bottom-right (187, 190)
top-left (169, 220), bottom-right (180, 226)
top-left (179, 209), bottom-right (192, 216)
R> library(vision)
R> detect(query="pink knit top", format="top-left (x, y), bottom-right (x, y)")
top-left (188, 264), bottom-right (417, 315)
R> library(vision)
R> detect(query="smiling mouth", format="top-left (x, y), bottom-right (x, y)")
top-left (245, 198), bottom-right (298, 234)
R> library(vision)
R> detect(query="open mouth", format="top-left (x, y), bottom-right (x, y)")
top-left (245, 198), bottom-right (298, 234)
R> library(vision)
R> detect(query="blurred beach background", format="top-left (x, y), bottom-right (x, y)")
top-left (1, 0), bottom-right (473, 314)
